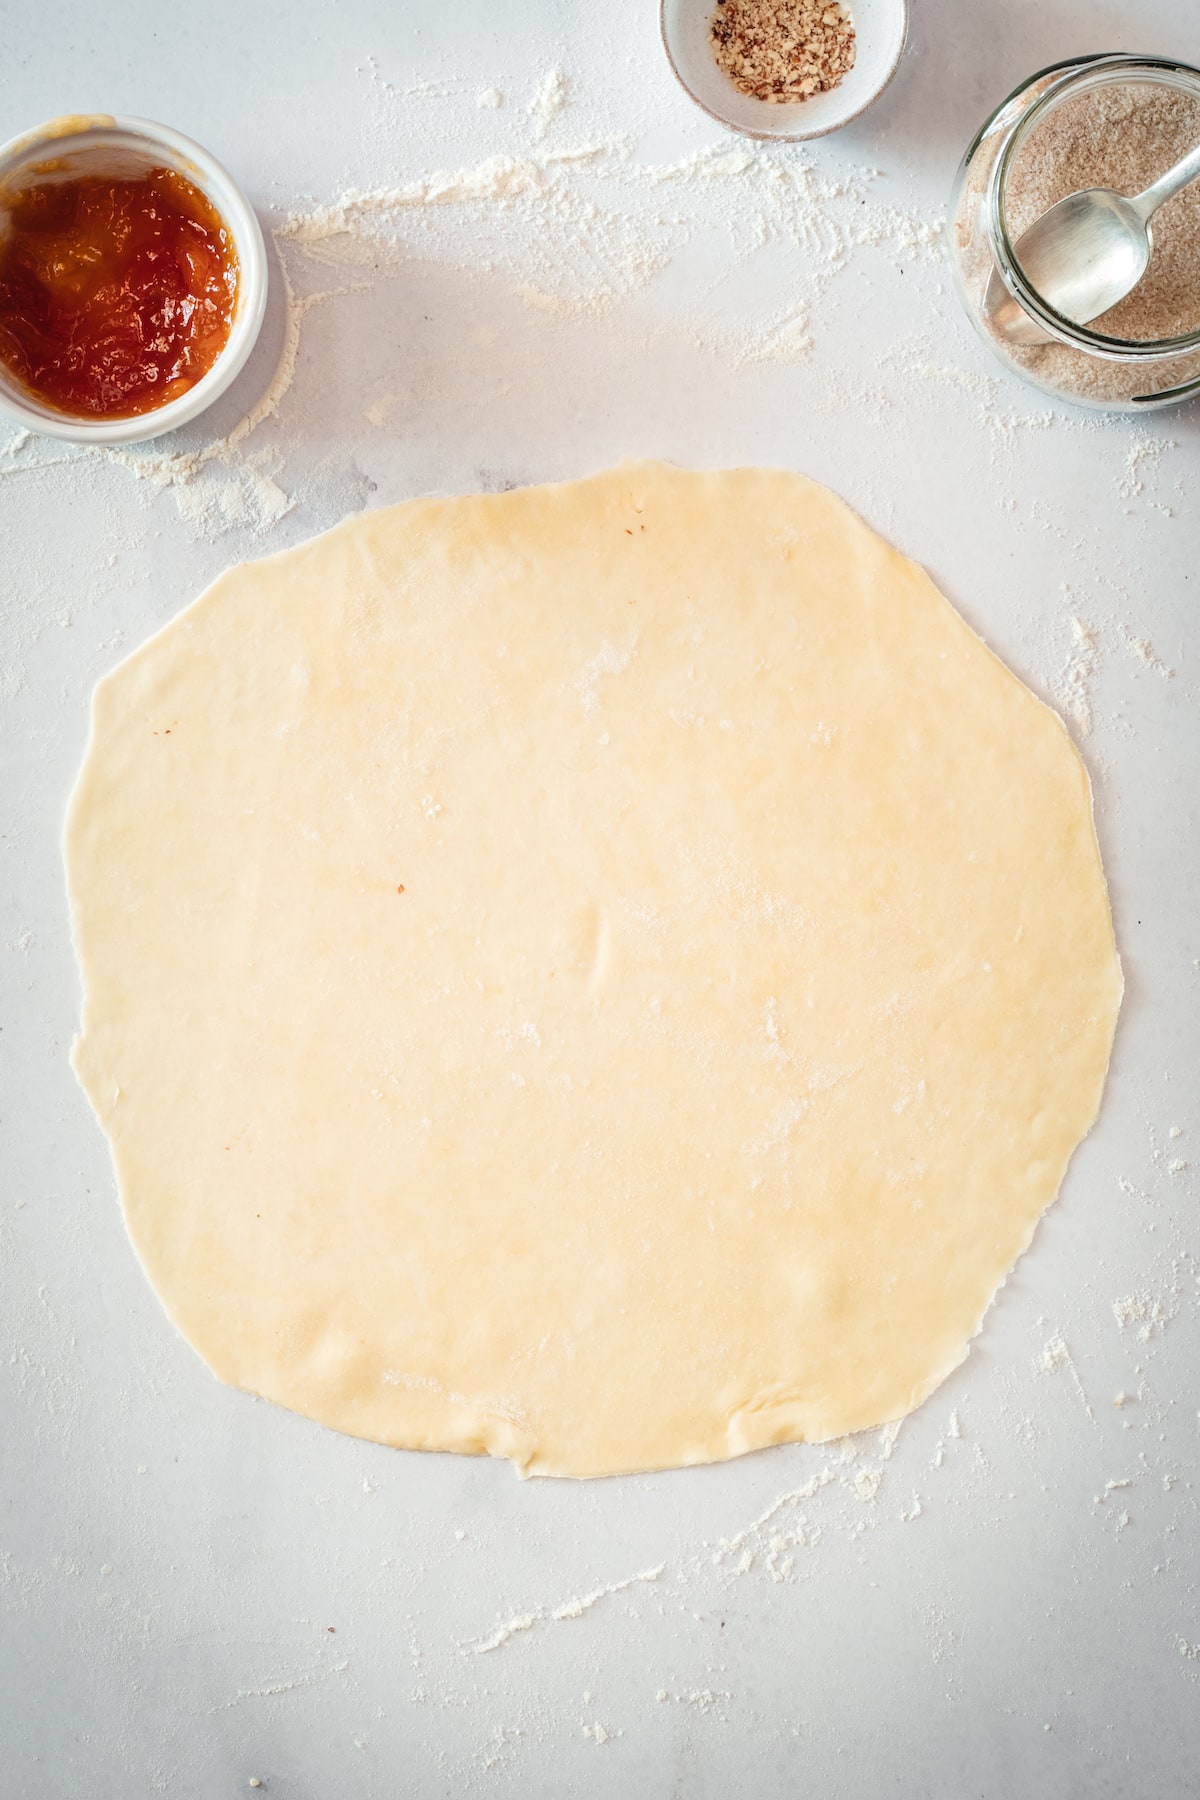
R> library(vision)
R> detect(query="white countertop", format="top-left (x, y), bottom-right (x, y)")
top-left (3, 3), bottom-right (1197, 1795)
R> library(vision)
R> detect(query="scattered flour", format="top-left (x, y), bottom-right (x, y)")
top-left (1116, 623), bottom-right (1175, 678)
top-left (282, 154), bottom-right (550, 243)
top-left (0, 426), bottom-right (31, 459)
top-left (1117, 433), bottom-right (1177, 501)
top-left (711, 1471), bottom-right (838, 1562)
top-left (530, 66), bottom-right (569, 138)
top-left (1033, 1332), bottom-right (1096, 1423)
top-left (1113, 1290), bottom-right (1174, 1341)
top-left (210, 1656), bottom-right (350, 1712)
top-left (852, 1467), bottom-right (882, 1503)
top-left (576, 635), bottom-right (638, 713)
top-left (465, 1564), bottom-right (664, 1655)
top-left (876, 1419), bottom-right (903, 1461)
top-left (1052, 615), bottom-right (1100, 737)
top-left (278, 106), bottom-right (943, 356)
top-left (657, 1687), bottom-right (731, 1712)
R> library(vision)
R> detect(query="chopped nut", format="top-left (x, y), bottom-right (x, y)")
top-left (711, 0), bottom-right (856, 105)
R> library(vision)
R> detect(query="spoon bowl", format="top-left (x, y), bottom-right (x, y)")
top-left (986, 188), bottom-right (1150, 344)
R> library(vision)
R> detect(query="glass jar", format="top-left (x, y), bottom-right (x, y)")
top-left (948, 54), bottom-right (1200, 410)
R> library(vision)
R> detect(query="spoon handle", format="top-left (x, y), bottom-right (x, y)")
top-left (1132, 140), bottom-right (1200, 222)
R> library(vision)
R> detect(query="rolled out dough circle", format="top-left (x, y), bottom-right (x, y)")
top-left (66, 463), bottom-right (1121, 1477)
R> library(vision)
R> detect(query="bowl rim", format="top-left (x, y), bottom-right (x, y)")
top-left (659, 0), bottom-right (910, 143)
top-left (0, 112), bottom-right (268, 445)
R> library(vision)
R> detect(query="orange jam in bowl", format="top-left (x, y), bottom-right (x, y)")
top-left (0, 166), bottom-right (239, 419)
top-left (0, 116), bottom-right (267, 443)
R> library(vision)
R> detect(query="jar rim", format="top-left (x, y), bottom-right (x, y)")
top-left (985, 53), bottom-right (1200, 359)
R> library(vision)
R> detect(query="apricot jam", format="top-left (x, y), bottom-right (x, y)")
top-left (0, 166), bottom-right (238, 419)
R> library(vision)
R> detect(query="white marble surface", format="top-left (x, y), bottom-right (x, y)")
top-left (2, 3), bottom-right (1198, 1796)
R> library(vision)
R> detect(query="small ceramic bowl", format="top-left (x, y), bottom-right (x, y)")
top-left (0, 114), bottom-right (267, 445)
top-left (661, 0), bottom-right (909, 141)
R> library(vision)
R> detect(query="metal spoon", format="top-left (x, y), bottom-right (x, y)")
top-left (985, 138), bottom-right (1200, 346)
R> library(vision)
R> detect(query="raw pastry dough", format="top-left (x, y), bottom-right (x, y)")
top-left (66, 463), bottom-right (1121, 1477)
